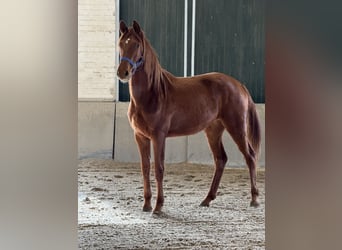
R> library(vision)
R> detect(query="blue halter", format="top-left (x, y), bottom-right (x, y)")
top-left (120, 56), bottom-right (144, 74)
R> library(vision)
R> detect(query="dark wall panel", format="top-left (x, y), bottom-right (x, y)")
top-left (195, 0), bottom-right (265, 103)
top-left (119, 0), bottom-right (185, 101)
top-left (119, 0), bottom-right (264, 103)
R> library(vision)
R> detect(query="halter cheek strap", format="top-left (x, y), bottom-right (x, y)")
top-left (120, 56), bottom-right (144, 75)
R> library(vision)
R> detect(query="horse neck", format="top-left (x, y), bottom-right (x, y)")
top-left (129, 40), bottom-right (170, 106)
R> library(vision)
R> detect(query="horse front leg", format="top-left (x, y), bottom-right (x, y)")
top-left (151, 133), bottom-right (166, 214)
top-left (135, 133), bottom-right (152, 212)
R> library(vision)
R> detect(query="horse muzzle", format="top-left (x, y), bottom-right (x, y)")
top-left (117, 63), bottom-right (132, 83)
top-left (117, 56), bottom-right (144, 82)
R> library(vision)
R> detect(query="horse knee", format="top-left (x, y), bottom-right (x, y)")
top-left (155, 164), bottom-right (164, 181)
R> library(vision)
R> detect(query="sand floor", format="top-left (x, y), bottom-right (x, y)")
top-left (78, 159), bottom-right (265, 249)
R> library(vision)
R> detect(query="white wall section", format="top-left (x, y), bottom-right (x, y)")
top-left (78, 0), bottom-right (117, 101)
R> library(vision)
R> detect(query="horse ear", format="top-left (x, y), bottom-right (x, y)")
top-left (120, 20), bottom-right (128, 35)
top-left (132, 20), bottom-right (142, 35)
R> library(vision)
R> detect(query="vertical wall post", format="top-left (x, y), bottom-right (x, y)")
top-left (115, 0), bottom-right (120, 102)
top-left (113, 0), bottom-right (120, 159)
top-left (183, 0), bottom-right (188, 77)
top-left (190, 0), bottom-right (196, 76)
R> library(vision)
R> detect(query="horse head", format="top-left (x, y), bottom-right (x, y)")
top-left (117, 20), bottom-right (144, 82)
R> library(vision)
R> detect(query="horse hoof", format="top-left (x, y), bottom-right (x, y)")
top-left (199, 201), bottom-right (210, 207)
top-left (152, 209), bottom-right (162, 215)
top-left (250, 200), bottom-right (260, 207)
top-left (142, 206), bottom-right (152, 212)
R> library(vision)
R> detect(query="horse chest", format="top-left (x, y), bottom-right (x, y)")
top-left (128, 109), bottom-right (154, 136)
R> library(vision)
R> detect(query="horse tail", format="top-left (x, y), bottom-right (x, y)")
top-left (247, 97), bottom-right (261, 159)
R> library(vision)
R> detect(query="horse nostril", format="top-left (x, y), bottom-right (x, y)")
top-left (124, 71), bottom-right (129, 77)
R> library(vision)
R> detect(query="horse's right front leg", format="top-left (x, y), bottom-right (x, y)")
top-left (135, 133), bottom-right (152, 212)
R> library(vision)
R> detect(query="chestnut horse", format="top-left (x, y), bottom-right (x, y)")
top-left (117, 20), bottom-right (261, 214)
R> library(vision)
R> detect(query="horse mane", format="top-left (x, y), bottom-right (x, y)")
top-left (141, 32), bottom-right (171, 100)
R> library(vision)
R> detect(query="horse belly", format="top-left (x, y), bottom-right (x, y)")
top-left (168, 108), bottom-right (218, 137)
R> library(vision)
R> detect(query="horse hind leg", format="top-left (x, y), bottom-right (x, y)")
top-left (200, 121), bottom-right (227, 207)
top-left (224, 120), bottom-right (260, 207)
top-left (243, 142), bottom-right (259, 207)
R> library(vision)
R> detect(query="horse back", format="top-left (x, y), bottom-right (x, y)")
top-left (171, 72), bottom-right (249, 111)
top-left (165, 72), bottom-right (249, 136)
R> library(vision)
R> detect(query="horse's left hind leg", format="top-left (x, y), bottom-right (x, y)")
top-left (200, 121), bottom-right (227, 207)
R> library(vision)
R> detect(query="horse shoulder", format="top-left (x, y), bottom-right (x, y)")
top-left (128, 101), bottom-right (171, 137)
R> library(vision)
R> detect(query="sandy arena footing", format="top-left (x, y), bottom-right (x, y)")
top-left (78, 159), bottom-right (265, 249)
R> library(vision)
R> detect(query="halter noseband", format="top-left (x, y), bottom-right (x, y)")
top-left (120, 56), bottom-right (144, 75)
